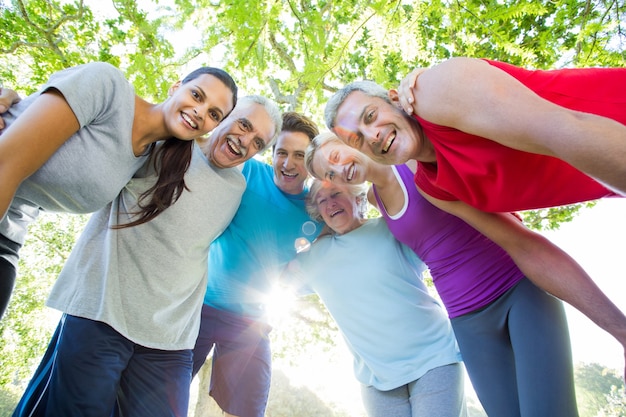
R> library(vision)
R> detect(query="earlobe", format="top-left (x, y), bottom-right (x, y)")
top-left (388, 89), bottom-right (403, 110)
top-left (168, 81), bottom-right (182, 97)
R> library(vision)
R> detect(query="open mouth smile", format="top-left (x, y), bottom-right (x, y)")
top-left (226, 135), bottom-right (243, 156)
top-left (329, 208), bottom-right (343, 217)
top-left (346, 163), bottom-right (356, 181)
top-left (181, 112), bottom-right (198, 129)
top-left (382, 132), bottom-right (395, 154)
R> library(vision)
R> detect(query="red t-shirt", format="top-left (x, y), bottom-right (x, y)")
top-left (414, 59), bottom-right (624, 212)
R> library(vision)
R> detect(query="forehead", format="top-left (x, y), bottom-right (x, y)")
top-left (188, 73), bottom-right (235, 113)
top-left (236, 102), bottom-right (276, 139)
top-left (310, 153), bottom-right (327, 178)
top-left (275, 130), bottom-right (310, 152)
top-left (316, 184), bottom-right (339, 199)
top-left (311, 142), bottom-right (336, 173)
top-left (317, 140), bottom-right (353, 161)
top-left (335, 91), bottom-right (370, 124)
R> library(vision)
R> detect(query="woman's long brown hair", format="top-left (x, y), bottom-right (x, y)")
top-left (115, 67), bottom-right (238, 229)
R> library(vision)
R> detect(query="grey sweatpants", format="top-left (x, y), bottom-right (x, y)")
top-left (360, 362), bottom-right (467, 417)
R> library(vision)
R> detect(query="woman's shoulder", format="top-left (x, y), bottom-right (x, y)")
top-left (45, 62), bottom-right (131, 102)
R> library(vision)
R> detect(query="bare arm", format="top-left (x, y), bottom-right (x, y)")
top-left (0, 90), bottom-right (80, 219)
top-left (398, 57), bottom-right (626, 194)
top-left (418, 189), bottom-right (626, 379)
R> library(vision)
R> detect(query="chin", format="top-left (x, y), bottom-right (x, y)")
top-left (211, 156), bottom-right (230, 169)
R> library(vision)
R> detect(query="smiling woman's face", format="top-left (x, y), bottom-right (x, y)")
top-left (311, 140), bottom-right (370, 185)
top-left (314, 183), bottom-right (363, 235)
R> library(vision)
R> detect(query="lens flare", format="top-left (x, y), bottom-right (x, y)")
top-left (294, 237), bottom-right (311, 253)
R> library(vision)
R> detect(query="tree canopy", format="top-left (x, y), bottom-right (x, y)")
top-left (2, 0), bottom-right (624, 226)
top-left (3, 0), bottom-right (624, 107)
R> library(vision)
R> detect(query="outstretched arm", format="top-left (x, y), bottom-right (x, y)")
top-left (397, 57), bottom-right (626, 194)
top-left (418, 189), bottom-right (626, 380)
top-left (0, 90), bottom-right (80, 219)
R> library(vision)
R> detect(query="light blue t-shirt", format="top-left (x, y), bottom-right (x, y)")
top-left (203, 158), bottom-right (321, 318)
top-left (290, 218), bottom-right (461, 391)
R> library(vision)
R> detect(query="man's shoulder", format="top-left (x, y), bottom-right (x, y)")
top-left (243, 157), bottom-right (272, 178)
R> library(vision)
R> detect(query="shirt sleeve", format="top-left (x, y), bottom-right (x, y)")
top-left (43, 62), bottom-right (132, 129)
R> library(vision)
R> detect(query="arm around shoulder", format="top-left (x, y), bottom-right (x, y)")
top-left (418, 188), bottom-right (626, 379)
top-left (407, 58), bottom-right (626, 193)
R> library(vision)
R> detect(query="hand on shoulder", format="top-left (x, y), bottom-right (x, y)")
top-left (0, 87), bottom-right (21, 130)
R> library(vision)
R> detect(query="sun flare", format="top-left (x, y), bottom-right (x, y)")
top-left (263, 283), bottom-right (298, 325)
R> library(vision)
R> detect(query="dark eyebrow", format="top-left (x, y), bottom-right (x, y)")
top-left (237, 117), bottom-right (253, 131)
top-left (255, 135), bottom-right (266, 148)
top-left (194, 84), bottom-right (225, 119)
top-left (193, 84), bottom-right (207, 101)
top-left (211, 106), bottom-right (225, 120)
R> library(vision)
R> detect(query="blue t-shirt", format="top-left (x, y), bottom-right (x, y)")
top-left (203, 158), bottom-right (321, 318)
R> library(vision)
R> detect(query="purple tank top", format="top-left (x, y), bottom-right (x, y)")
top-left (374, 165), bottom-right (524, 317)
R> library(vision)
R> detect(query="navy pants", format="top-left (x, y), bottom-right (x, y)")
top-left (192, 304), bottom-right (272, 417)
top-left (13, 314), bottom-right (192, 417)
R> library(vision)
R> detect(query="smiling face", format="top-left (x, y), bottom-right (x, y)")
top-left (165, 73), bottom-right (235, 140)
top-left (207, 101), bottom-right (277, 168)
top-left (310, 139), bottom-right (372, 185)
top-left (272, 130), bottom-right (311, 195)
top-left (314, 183), bottom-right (364, 235)
top-left (331, 90), bottom-right (423, 165)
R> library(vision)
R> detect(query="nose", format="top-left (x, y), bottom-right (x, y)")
top-left (325, 200), bottom-right (336, 212)
top-left (193, 107), bottom-right (211, 131)
top-left (362, 126), bottom-right (379, 146)
top-left (237, 132), bottom-right (254, 150)
top-left (284, 154), bottom-right (295, 169)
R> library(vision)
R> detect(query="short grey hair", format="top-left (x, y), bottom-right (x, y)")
top-left (238, 94), bottom-right (283, 150)
top-left (305, 179), bottom-right (369, 224)
top-left (304, 131), bottom-right (343, 180)
top-left (324, 81), bottom-right (390, 129)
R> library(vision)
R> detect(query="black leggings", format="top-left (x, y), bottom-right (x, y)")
top-left (0, 257), bottom-right (17, 319)
top-left (0, 233), bottom-right (21, 320)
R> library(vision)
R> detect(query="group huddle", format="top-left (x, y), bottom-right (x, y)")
top-left (0, 56), bottom-right (624, 417)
